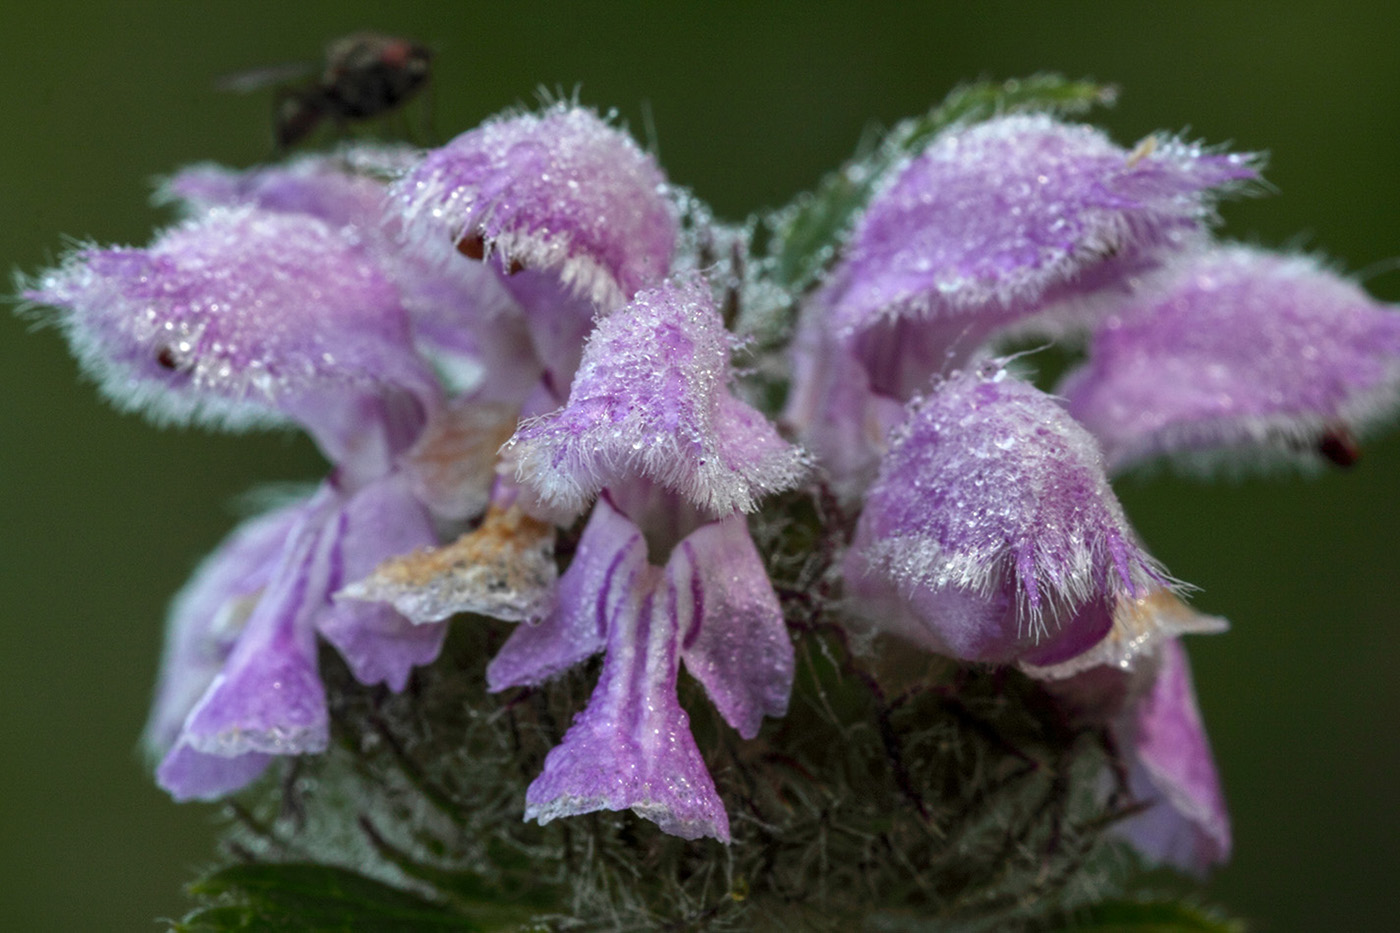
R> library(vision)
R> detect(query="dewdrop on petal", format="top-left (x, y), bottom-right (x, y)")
top-left (1062, 245), bottom-right (1400, 473)
top-left (821, 114), bottom-right (1258, 396)
top-left (508, 278), bottom-right (810, 518)
top-left (846, 364), bottom-right (1167, 665)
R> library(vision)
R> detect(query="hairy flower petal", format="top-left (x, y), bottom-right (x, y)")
top-left (27, 206), bottom-right (438, 433)
top-left (142, 497), bottom-right (310, 761)
top-left (847, 366), bottom-right (1162, 663)
top-left (486, 497), bottom-right (640, 690)
top-left (522, 563), bottom-right (729, 842)
top-left (318, 475), bottom-right (446, 692)
top-left (1062, 246), bottom-right (1400, 471)
top-left (672, 514), bottom-right (793, 738)
top-left (508, 279), bottom-right (808, 517)
top-left (1117, 639), bottom-right (1231, 874)
top-left (164, 151), bottom-right (544, 410)
top-left (395, 103), bottom-right (676, 310)
top-left (826, 114), bottom-right (1256, 395)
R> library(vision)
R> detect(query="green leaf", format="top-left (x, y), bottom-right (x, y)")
top-left (1053, 896), bottom-right (1247, 933)
top-left (356, 815), bottom-right (559, 914)
top-left (769, 74), bottom-right (1116, 293)
top-left (897, 74), bottom-right (1117, 155)
top-left (172, 862), bottom-right (507, 932)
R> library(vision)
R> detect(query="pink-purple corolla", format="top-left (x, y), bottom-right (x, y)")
top-left (25, 92), bottom-right (1400, 875)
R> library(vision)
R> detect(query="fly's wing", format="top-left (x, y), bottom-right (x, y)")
top-left (214, 61), bottom-right (317, 94)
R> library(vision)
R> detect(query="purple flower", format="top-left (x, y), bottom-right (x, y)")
top-left (26, 206), bottom-right (439, 464)
top-left (845, 365), bottom-right (1164, 665)
top-left (488, 492), bottom-right (793, 842)
top-left (799, 114), bottom-right (1325, 880)
top-left (508, 278), bottom-right (810, 518)
top-left (1118, 638), bottom-right (1231, 874)
top-left (158, 146), bottom-right (417, 229)
top-left (346, 276), bottom-right (812, 633)
top-left (151, 490), bottom-right (331, 801)
top-left (787, 117), bottom-right (1256, 497)
top-left (32, 82), bottom-right (1374, 885)
top-left (1061, 246), bottom-right (1400, 472)
top-left (477, 277), bottom-right (803, 840)
top-left (1041, 626), bottom-right (1230, 875)
top-left (395, 103), bottom-right (676, 310)
top-left (150, 474), bottom-right (445, 802)
top-left (824, 115), bottom-right (1256, 396)
top-left (393, 104), bottom-right (678, 393)
top-left (141, 498), bottom-right (306, 800)
top-left (29, 203), bottom-right (456, 800)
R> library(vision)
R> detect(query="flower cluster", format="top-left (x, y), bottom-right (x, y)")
top-left (25, 86), bottom-right (1400, 882)
top-left (786, 111), bottom-right (1400, 872)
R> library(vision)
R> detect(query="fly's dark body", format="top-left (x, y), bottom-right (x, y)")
top-left (223, 33), bottom-right (433, 149)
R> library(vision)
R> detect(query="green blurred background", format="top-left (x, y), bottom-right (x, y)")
top-left (3, 2), bottom-right (1398, 929)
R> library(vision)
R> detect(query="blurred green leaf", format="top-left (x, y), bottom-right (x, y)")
top-left (357, 816), bottom-right (559, 914)
top-left (769, 74), bottom-right (1116, 293)
top-left (1053, 896), bottom-right (1247, 933)
top-left (173, 862), bottom-right (503, 932)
